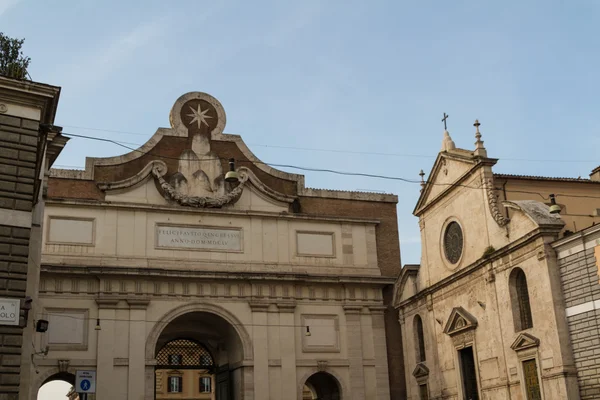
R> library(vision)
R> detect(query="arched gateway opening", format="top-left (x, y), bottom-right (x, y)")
top-left (37, 372), bottom-right (76, 399)
top-left (302, 372), bottom-right (341, 400)
top-left (153, 311), bottom-right (247, 400)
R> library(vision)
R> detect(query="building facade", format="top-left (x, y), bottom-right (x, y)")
top-left (32, 92), bottom-right (403, 400)
top-left (0, 77), bottom-right (67, 400)
top-left (553, 224), bottom-right (600, 399)
top-left (393, 125), bottom-right (599, 400)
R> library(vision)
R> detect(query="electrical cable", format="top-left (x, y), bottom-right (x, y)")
top-left (61, 124), bottom-right (598, 164)
top-left (58, 132), bottom-right (600, 201)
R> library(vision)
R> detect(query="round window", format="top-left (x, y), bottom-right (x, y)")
top-left (443, 221), bottom-right (463, 264)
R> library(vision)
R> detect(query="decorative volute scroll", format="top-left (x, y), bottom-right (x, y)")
top-left (510, 332), bottom-right (540, 352)
top-left (482, 177), bottom-right (509, 227)
top-left (443, 306), bottom-right (478, 337)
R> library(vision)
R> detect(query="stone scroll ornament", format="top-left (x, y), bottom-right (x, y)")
top-left (151, 163), bottom-right (248, 208)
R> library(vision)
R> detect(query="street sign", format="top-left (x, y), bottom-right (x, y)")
top-left (0, 298), bottom-right (19, 326)
top-left (75, 370), bottom-right (96, 394)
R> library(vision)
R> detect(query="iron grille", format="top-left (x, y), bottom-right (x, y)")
top-left (156, 339), bottom-right (214, 368)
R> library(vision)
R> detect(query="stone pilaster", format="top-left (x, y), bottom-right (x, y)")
top-left (344, 305), bottom-right (366, 399)
top-left (370, 305), bottom-right (391, 400)
top-left (277, 302), bottom-right (297, 399)
top-left (250, 301), bottom-right (269, 400)
top-left (95, 298), bottom-right (119, 400)
top-left (127, 299), bottom-right (150, 400)
top-left (267, 306), bottom-right (281, 400)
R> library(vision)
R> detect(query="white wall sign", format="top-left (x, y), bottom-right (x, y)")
top-left (0, 298), bottom-right (19, 326)
top-left (76, 370), bottom-right (96, 393)
top-left (156, 224), bottom-right (243, 252)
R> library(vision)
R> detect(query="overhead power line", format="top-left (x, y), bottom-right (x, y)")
top-left (56, 131), bottom-right (600, 201)
top-left (61, 124), bottom-right (598, 164)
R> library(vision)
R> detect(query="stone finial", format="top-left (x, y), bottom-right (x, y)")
top-left (473, 119), bottom-right (487, 157)
top-left (419, 170), bottom-right (426, 189)
top-left (441, 130), bottom-right (456, 152)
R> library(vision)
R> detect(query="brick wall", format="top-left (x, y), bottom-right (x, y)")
top-left (0, 113), bottom-right (39, 399)
top-left (558, 245), bottom-right (600, 400)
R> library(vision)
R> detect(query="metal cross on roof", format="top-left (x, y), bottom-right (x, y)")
top-left (442, 113), bottom-right (449, 130)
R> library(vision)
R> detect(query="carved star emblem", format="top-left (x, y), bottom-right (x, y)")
top-left (187, 105), bottom-right (213, 129)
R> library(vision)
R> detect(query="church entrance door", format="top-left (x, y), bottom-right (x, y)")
top-left (459, 346), bottom-right (479, 400)
top-left (522, 359), bottom-right (542, 400)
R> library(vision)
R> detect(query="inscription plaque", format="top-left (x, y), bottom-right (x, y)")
top-left (156, 224), bottom-right (242, 252)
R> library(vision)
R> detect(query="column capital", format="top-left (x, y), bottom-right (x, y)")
top-left (343, 305), bottom-right (363, 315)
top-left (276, 302), bottom-right (297, 313)
top-left (368, 305), bottom-right (387, 315)
top-left (248, 300), bottom-right (271, 312)
top-left (96, 298), bottom-right (120, 309)
top-left (126, 298), bottom-right (151, 310)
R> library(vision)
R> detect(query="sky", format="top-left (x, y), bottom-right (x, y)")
top-left (1, 5), bottom-right (599, 392)
top-left (3, 1), bottom-right (600, 261)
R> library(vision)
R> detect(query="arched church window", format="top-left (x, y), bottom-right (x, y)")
top-left (414, 314), bottom-right (426, 362)
top-left (510, 268), bottom-right (533, 331)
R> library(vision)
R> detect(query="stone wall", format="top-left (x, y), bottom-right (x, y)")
top-left (0, 113), bottom-right (39, 399)
top-left (557, 236), bottom-right (600, 400)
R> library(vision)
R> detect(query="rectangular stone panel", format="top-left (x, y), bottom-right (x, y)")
top-left (301, 314), bottom-right (340, 352)
top-left (47, 217), bottom-right (95, 245)
top-left (296, 231), bottom-right (335, 257)
top-left (155, 224), bottom-right (243, 252)
top-left (44, 308), bottom-right (89, 350)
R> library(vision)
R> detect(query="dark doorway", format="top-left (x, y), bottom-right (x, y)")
top-left (459, 347), bottom-right (479, 400)
top-left (303, 372), bottom-right (341, 400)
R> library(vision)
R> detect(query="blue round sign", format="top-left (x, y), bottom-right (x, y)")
top-left (80, 379), bottom-right (91, 391)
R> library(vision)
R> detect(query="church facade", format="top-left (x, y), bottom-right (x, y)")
top-left (32, 92), bottom-right (403, 400)
top-left (394, 125), bottom-right (600, 400)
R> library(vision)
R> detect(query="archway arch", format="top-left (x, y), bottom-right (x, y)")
top-left (146, 302), bottom-right (254, 400)
top-left (36, 371), bottom-right (76, 400)
top-left (145, 302), bottom-right (253, 362)
top-left (298, 369), bottom-right (346, 400)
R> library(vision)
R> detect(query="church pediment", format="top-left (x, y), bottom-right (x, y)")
top-left (412, 363), bottom-right (429, 378)
top-left (414, 132), bottom-right (498, 217)
top-left (393, 264), bottom-right (420, 306)
top-left (510, 332), bottom-right (540, 352)
top-left (443, 307), bottom-right (478, 336)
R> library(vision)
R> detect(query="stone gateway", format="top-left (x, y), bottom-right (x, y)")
top-left (37, 91), bottom-right (402, 400)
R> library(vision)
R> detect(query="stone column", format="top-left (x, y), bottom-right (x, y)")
top-left (278, 302), bottom-right (297, 399)
top-left (343, 305), bottom-right (366, 400)
top-left (127, 299), bottom-right (150, 400)
top-left (250, 301), bottom-right (269, 400)
top-left (96, 298), bottom-right (119, 399)
top-left (370, 306), bottom-right (391, 400)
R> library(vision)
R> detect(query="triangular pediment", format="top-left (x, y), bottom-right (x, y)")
top-left (443, 307), bottom-right (478, 336)
top-left (393, 264), bottom-right (420, 306)
top-left (412, 363), bottom-right (429, 378)
top-left (510, 332), bottom-right (540, 352)
top-left (414, 150), bottom-right (497, 216)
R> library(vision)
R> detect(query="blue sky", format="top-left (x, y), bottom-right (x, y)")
top-left (3, 0), bottom-right (599, 271)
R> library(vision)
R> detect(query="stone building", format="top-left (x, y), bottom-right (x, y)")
top-left (553, 223), bottom-right (600, 399)
top-left (32, 92), bottom-right (403, 400)
top-left (0, 77), bottom-right (68, 399)
top-left (393, 124), bottom-right (600, 400)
